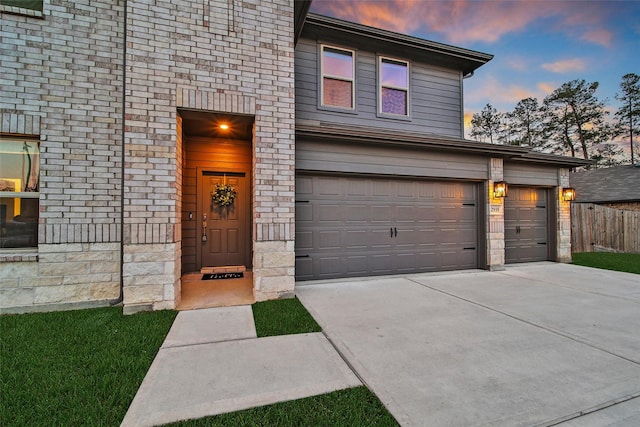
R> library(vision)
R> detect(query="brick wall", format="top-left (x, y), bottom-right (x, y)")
top-left (1, 0), bottom-right (123, 312)
top-left (122, 0), bottom-right (296, 309)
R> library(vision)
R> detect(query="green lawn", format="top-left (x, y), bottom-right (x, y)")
top-left (1, 307), bottom-right (177, 426)
top-left (166, 386), bottom-right (398, 426)
top-left (2, 298), bottom-right (397, 426)
top-left (572, 252), bottom-right (640, 274)
top-left (252, 297), bottom-right (322, 337)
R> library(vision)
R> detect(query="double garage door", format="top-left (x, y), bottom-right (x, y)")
top-left (295, 175), bottom-right (479, 281)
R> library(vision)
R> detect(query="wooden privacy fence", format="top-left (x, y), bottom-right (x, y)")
top-left (571, 203), bottom-right (640, 253)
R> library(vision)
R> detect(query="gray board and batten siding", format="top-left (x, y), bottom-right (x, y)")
top-left (295, 37), bottom-right (466, 138)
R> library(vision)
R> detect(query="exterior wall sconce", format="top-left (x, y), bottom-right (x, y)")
top-left (562, 187), bottom-right (576, 201)
top-left (493, 181), bottom-right (508, 198)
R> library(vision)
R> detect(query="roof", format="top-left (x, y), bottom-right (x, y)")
top-left (570, 165), bottom-right (640, 203)
top-left (301, 13), bottom-right (493, 75)
top-left (297, 124), bottom-right (591, 168)
top-left (294, 1), bottom-right (312, 44)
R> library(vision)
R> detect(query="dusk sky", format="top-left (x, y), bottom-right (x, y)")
top-left (309, 0), bottom-right (640, 142)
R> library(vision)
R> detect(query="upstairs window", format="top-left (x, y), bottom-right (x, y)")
top-left (379, 57), bottom-right (409, 116)
top-left (321, 46), bottom-right (355, 110)
top-left (1, 138), bottom-right (40, 249)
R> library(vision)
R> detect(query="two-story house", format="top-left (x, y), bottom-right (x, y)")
top-left (293, 13), bottom-right (588, 279)
top-left (0, 1), bottom-right (587, 314)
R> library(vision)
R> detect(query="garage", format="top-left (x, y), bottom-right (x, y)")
top-left (504, 187), bottom-right (549, 263)
top-left (295, 175), bottom-right (479, 280)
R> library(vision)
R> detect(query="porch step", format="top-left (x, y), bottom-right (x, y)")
top-left (200, 265), bottom-right (246, 274)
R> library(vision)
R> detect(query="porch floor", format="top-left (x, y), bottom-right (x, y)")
top-left (177, 272), bottom-right (254, 311)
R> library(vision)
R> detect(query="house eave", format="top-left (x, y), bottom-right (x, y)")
top-left (296, 125), bottom-right (528, 158)
top-left (301, 13), bottom-right (493, 75)
top-left (508, 152), bottom-right (593, 168)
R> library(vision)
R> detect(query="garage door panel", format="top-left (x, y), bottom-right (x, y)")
top-left (319, 257), bottom-right (341, 276)
top-left (296, 204), bottom-right (313, 221)
top-left (318, 204), bottom-right (342, 222)
top-left (318, 231), bottom-right (341, 249)
top-left (296, 175), bottom-right (479, 280)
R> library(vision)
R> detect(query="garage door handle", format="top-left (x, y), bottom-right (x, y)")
top-left (390, 227), bottom-right (394, 237)
top-left (394, 227), bottom-right (397, 237)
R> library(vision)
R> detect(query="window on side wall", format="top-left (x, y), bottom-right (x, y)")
top-left (379, 57), bottom-right (409, 117)
top-left (0, 0), bottom-right (43, 14)
top-left (1, 138), bottom-right (40, 249)
top-left (321, 45), bottom-right (355, 110)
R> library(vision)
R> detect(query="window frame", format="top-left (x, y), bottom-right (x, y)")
top-left (0, 0), bottom-right (44, 18)
top-left (378, 56), bottom-right (410, 119)
top-left (1, 137), bottom-right (41, 250)
top-left (319, 44), bottom-right (356, 111)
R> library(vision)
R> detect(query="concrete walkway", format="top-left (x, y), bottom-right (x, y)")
top-left (121, 305), bottom-right (360, 426)
top-left (297, 263), bottom-right (640, 426)
top-left (123, 263), bottom-right (640, 426)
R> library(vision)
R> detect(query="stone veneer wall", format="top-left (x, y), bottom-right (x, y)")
top-left (122, 0), bottom-right (296, 310)
top-left (1, 0), bottom-right (123, 313)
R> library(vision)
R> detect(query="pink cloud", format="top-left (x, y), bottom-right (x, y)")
top-left (581, 30), bottom-right (613, 48)
top-left (541, 58), bottom-right (586, 74)
top-left (310, 0), bottom-right (616, 47)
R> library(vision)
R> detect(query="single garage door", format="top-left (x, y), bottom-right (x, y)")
top-left (504, 187), bottom-right (549, 263)
top-left (295, 175), bottom-right (478, 280)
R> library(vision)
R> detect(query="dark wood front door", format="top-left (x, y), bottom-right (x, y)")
top-left (199, 172), bottom-right (250, 268)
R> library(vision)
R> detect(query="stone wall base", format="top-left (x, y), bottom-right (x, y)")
top-left (122, 243), bottom-right (180, 312)
top-left (253, 240), bottom-right (295, 301)
top-left (0, 243), bottom-right (120, 314)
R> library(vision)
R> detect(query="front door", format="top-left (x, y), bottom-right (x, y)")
top-left (199, 171), bottom-right (250, 269)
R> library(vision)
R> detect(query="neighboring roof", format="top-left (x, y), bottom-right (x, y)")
top-left (570, 165), bottom-right (640, 203)
top-left (297, 125), bottom-right (591, 168)
top-left (301, 13), bottom-right (493, 75)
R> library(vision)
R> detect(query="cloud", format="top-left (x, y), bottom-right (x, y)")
top-left (310, 0), bottom-right (617, 47)
top-left (537, 82), bottom-right (557, 96)
top-left (541, 58), bottom-right (587, 74)
top-left (466, 76), bottom-right (540, 107)
top-left (581, 30), bottom-right (613, 48)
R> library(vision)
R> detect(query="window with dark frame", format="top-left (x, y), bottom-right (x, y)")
top-left (0, 0), bottom-right (43, 12)
top-left (379, 57), bottom-right (409, 116)
top-left (0, 138), bottom-right (40, 249)
top-left (321, 45), bottom-right (355, 109)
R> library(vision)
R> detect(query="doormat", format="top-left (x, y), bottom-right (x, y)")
top-left (202, 272), bottom-right (244, 280)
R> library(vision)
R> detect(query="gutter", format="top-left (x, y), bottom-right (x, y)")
top-left (113, 0), bottom-right (127, 306)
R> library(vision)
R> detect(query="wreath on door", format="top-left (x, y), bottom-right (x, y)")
top-left (211, 183), bottom-right (237, 207)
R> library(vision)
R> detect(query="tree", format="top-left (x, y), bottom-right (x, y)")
top-left (470, 103), bottom-right (503, 144)
top-left (543, 79), bottom-right (611, 161)
top-left (614, 73), bottom-right (640, 165)
top-left (592, 143), bottom-right (624, 168)
top-left (506, 97), bottom-right (546, 148)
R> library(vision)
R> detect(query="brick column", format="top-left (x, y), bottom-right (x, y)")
top-left (556, 168), bottom-right (572, 263)
top-left (486, 158), bottom-right (505, 270)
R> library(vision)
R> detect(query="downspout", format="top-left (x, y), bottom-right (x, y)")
top-left (113, 0), bottom-right (127, 306)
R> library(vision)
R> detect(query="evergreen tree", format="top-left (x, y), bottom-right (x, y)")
top-left (614, 73), bottom-right (640, 165)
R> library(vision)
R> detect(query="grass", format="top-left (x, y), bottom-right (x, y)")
top-left (2, 298), bottom-right (395, 426)
top-left (572, 252), bottom-right (640, 274)
top-left (1, 307), bottom-right (177, 426)
top-left (166, 386), bottom-right (398, 426)
top-left (252, 297), bottom-right (322, 337)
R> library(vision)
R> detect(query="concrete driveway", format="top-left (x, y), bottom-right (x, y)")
top-left (296, 262), bottom-right (640, 427)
